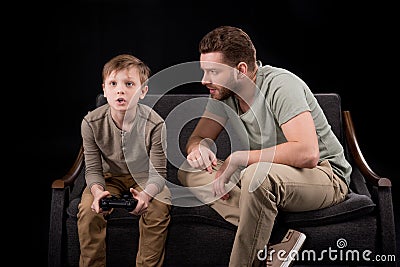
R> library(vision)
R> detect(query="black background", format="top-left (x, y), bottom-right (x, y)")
top-left (25, 0), bottom-right (398, 265)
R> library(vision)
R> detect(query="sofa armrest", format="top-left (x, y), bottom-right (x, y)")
top-left (51, 145), bottom-right (84, 189)
top-left (344, 111), bottom-right (397, 258)
top-left (49, 145), bottom-right (84, 267)
top-left (343, 111), bottom-right (391, 187)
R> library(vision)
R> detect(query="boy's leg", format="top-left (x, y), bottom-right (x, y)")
top-left (135, 184), bottom-right (171, 267)
top-left (177, 159), bottom-right (241, 226)
top-left (77, 174), bottom-right (134, 267)
top-left (230, 160), bottom-right (348, 267)
top-left (77, 187), bottom-right (108, 267)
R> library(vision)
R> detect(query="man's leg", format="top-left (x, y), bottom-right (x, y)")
top-left (230, 160), bottom-right (348, 267)
top-left (177, 159), bottom-right (241, 226)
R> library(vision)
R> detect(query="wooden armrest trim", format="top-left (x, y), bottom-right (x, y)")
top-left (51, 145), bottom-right (85, 189)
top-left (51, 179), bottom-right (65, 189)
top-left (343, 111), bottom-right (391, 187)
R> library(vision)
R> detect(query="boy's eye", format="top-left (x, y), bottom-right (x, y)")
top-left (126, 82), bottom-right (134, 87)
top-left (110, 81), bottom-right (117, 86)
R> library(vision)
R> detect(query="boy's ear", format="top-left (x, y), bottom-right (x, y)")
top-left (139, 85), bottom-right (149, 99)
top-left (102, 84), bottom-right (107, 97)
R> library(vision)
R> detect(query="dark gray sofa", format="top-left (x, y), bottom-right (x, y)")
top-left (48, 93), bottom-right (397, 267)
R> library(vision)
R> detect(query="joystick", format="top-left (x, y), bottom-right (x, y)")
top-left (100, 194), bottom-right (138, 212)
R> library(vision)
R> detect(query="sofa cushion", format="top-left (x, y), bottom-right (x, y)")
top-left (279, 192), bottom-right (375, 227)
top-left (67, 196), bottom-right (236, 231)
top-left (69, 192), bottom-right (375, 229)
top-left (170, 205), bottom-right (236, 230)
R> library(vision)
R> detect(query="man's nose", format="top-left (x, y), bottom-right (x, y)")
top-left (201, 73), bottom-right (210, 85)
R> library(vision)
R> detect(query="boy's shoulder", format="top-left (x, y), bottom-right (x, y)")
top-left (83, 104), bottom-right (109, 123)
top-left (137, 103), bottom-right (164, 126)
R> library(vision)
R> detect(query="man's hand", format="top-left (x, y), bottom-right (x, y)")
top-left (213, 151), bottom-right (248, 200)
top-left (187, 144), bottom-right (217, 173)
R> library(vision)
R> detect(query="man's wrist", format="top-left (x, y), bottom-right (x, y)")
top-left (187, 142), bottom-right (201, 154)
top-left (231, 150), bottom-right (249, 167)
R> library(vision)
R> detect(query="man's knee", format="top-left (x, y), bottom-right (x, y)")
top-left (241, 162), bottom-right (278, 192)
top-left (177, 165), bottom-right (213, 188)
top-left (177, 168), bottom-right (188, 186)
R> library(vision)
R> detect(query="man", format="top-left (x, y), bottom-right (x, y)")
top-left (178, 26), bottom-right (351, 267)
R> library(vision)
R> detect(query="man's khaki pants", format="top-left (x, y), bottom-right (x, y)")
top-left (178, 159), bottom-right (348, 267)
top-left (77, 175), bottom-right (171, 267)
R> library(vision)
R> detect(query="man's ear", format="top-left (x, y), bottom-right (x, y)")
top-left (236, 62), bottom-right (248, 78)
top-left (139, 85), bottom-right (149, 99)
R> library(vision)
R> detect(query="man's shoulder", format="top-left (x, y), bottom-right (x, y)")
top-left (258, 65), bottom-right (307, 93)
top-left (259, 65), bottom-right (294, 80)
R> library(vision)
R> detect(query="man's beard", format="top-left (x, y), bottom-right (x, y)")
top-left (211, 87), bottom-right (234, 101)
top-left (211, 74), bottom-right (238, 100)
top-left (211, 70), bottom-right (240, 101)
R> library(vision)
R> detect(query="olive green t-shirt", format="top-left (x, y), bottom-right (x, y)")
top-left (206, 64), bottom-right (351, 185)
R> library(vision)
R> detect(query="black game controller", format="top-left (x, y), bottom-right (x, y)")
top-left (100, 194), bottom-right (138, 212)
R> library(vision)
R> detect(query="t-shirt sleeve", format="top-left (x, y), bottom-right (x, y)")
top-left (268, 73), bottom-right (311, 126)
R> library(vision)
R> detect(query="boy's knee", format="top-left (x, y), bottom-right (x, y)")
top-left (145, 200), bottom-right (171, 223)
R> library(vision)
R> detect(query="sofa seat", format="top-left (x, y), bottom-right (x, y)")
top-left (64, 189), bottom-right (376, 266)
top-left (280, 192), bottom-right (376, 227)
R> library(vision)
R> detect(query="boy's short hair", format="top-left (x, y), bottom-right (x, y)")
top-left (102, 54), bottom-right (151, 85)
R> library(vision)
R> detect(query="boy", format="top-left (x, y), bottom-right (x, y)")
top-left (77, 54), bottom-right (171, 267)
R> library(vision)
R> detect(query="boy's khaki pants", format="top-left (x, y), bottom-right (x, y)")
top-left (77, 174), bottom-right (171, 267)
top-left (178, 159), bottom-right (348, 267)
